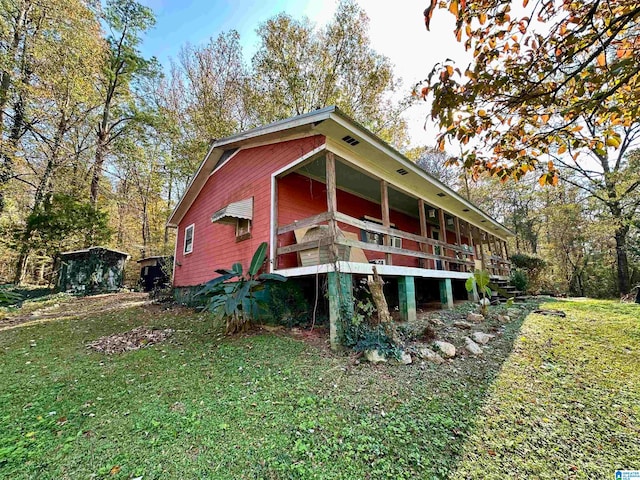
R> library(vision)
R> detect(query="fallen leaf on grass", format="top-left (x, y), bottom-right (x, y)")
top-left (109, 465), bottom-right (121, 475)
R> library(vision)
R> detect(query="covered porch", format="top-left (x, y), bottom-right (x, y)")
top-left (269, 149), bottom-right (512, 348)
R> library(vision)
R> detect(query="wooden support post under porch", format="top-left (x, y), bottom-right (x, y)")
top-left (327, 271), bottom-right (353, 350)
top-left (397, 276), bottom-right (416, 322)
top-left (439, 278), bottom-right (454, 310)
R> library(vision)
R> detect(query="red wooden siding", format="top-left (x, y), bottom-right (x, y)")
top-left (277, 173), bottom-right (469, 269)
top-left (174, 135), bottom-right (325, 287)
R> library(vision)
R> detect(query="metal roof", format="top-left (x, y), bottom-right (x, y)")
top-left (211, 197), bottom-right (253, 224)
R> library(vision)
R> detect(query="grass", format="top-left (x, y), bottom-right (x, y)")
top-left (0, 297), bottom-right (638, 479)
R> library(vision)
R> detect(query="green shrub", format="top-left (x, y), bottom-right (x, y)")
top-left (265, 281), bottom-right (311, 328)
top-left (510, 269), bottom-right (529, 293)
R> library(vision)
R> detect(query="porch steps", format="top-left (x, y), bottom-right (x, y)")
top-left (489, 278), bottom-right (526, 303)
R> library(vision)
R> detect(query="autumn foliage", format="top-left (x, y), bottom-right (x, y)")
top-left (418, 0), bottom-right (640, 186)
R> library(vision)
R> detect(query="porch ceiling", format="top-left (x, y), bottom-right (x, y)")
top-left (294, 156), bottom-right (458, 231)
top-left (296, 156), bottom-right (427, 219)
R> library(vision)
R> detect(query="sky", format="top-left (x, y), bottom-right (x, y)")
top-left (137, 0), bottom-right (471, 147)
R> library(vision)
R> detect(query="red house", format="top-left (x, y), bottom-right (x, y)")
top-left (168, 107), bottom-right (512, 347)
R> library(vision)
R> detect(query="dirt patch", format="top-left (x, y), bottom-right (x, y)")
top-left (0, 292), bottom-right (151, 331)
top-left (87, 326), bottom-right (174, 354)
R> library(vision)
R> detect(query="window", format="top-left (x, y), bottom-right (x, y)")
top-left (236, 218), bottom-right (251, 241)
top-left (184, 224), bottom-right (194, 254)
top-left (360, 216), bottom-right (401, 248)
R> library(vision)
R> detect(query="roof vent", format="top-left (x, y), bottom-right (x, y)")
top-left (437, 192), bottom-right (446, 197)
top-left (462, 208), bottom-right (469, 212)
top-left (481, 220), bottom-right (486, 223)
top-left (396, 168), bottom-right (409, 176)
top-left (342, 135), bottom-right (360, 146)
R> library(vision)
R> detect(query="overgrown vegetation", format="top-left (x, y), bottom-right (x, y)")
top-left (198, 242), bottom-right (286, 334)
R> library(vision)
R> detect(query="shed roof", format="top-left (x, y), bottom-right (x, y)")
top-left (60, 246), bottom-right (130, 258)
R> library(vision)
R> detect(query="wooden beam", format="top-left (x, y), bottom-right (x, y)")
top-left (276, 236), bottom-right (335, 255)
top-left (380, 179), bottom-right (392, 265)
top-left (475, 227), bottom-right (486, 270)
top-left (465, 221), bottom-right (475, 272)
top-left (273, 177), bottom-right (279, 270)
top-left (336, 237), bottom-right (474, 266)
top-left (438, 208), bottom-right (448, 270)
top-left (454, 216), bottom-right (462, 246)
top-left (418, 199), bottom-right (428, 268)
top-left (277, 211), bottom-right (332, 235)
top-left (326, 152), bottom-right (339, 262)
top-left (334, 212), bottom-right (462, 249)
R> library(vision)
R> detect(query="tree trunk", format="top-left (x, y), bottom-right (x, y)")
top-left (13, 239), bottom-right (30, 285)
top-left (614, 225), bottom-right (630, 295)
top-left (13, 114), bottom-right (66, 284)
top-left (90, 133), bottom-right (107, 208)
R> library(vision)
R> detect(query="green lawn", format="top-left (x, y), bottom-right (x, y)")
top-left (0, 297), bottom-right (638, 479)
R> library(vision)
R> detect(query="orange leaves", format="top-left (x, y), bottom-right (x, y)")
top-left (538, 172), bottom-right (559, 186)
top-left (479, 13), bottom-right (487, 25)
top-left (557, 144), bottom-right (567, 155)
top-left (596, 52), bottom-right (606, 67)
top-left (449, 0), bottom-right (459, 16)
top-left (523, 0), bottom-right (529, 7)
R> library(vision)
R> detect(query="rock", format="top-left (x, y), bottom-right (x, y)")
top-left (479, 297), bottom-right (490, 307)
top-left (464, 337), bottom-right (483, 355)
top-left (467, 312), bottom-right (485, 323)
top-left (417, 347), bottom-right (444, 364)
top-left (433, 340), bottom-right (456, 358)
top-left (453, 321), bottom-right (473, 330)
top-left (471, 331), bottom-right (494, 345)
top-left (497, 314), bottom-right (511, 323)
top-left (507, 308), bottom-right (520, 317)
top-left (398, 351), bottom-right (412, 365)
top-left (364, 349), bottom-right (387, 364)
top-left (430, 317), bottom-right (444, 326)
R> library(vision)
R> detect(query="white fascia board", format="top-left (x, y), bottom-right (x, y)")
top-left (212, 107), bottom-right (335, 149)
top-left (274, 261), bottom-right (473, 279)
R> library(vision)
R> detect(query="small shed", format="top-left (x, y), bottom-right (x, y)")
top-left (58, 247), bottom-right (129, 294)
top-left (137, 256), bottom-right (172, 292)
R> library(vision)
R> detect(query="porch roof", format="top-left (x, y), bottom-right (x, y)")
top-left (167, 106), bottom-right (513, 238)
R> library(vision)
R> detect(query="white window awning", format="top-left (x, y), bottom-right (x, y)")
top-left (211, 197), bottom-right (253, 225)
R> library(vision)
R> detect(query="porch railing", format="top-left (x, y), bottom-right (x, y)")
top-left (274, 211), bottom-right (511, 275)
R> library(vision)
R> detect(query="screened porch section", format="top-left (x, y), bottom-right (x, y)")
top-left (272, 151), bottom-right (510, 277)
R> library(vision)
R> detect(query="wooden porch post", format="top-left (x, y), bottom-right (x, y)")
top-left (380, 180), bottom-right (392, 265)
top-left (328, 271), bottom-right (353, 350)
top-left (487, 233), bottom-right (500, 275)
top-left (418, 199), bottom-right (428, 269)
top-left (273, 176), bottom-right (279, 270)
top-left (398, 276), bottom-right (417, 322)
top-left (476, 227), bottom-right (486, 271)
top-left (466, 221), bottom-right (475, 272)
top-left (454, 216), bottom-right (462, 271)
top-left (438, 208), bottom-right (448, 270)
top-left (326, 152), bottom-right (339, 262)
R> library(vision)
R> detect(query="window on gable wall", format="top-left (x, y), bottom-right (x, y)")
top-left (184, 224), bottom-right (194, 254)
top-left (235, 218), bottom-right (251, 241)
top-left (211, 197), bottom-right (253, 242)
